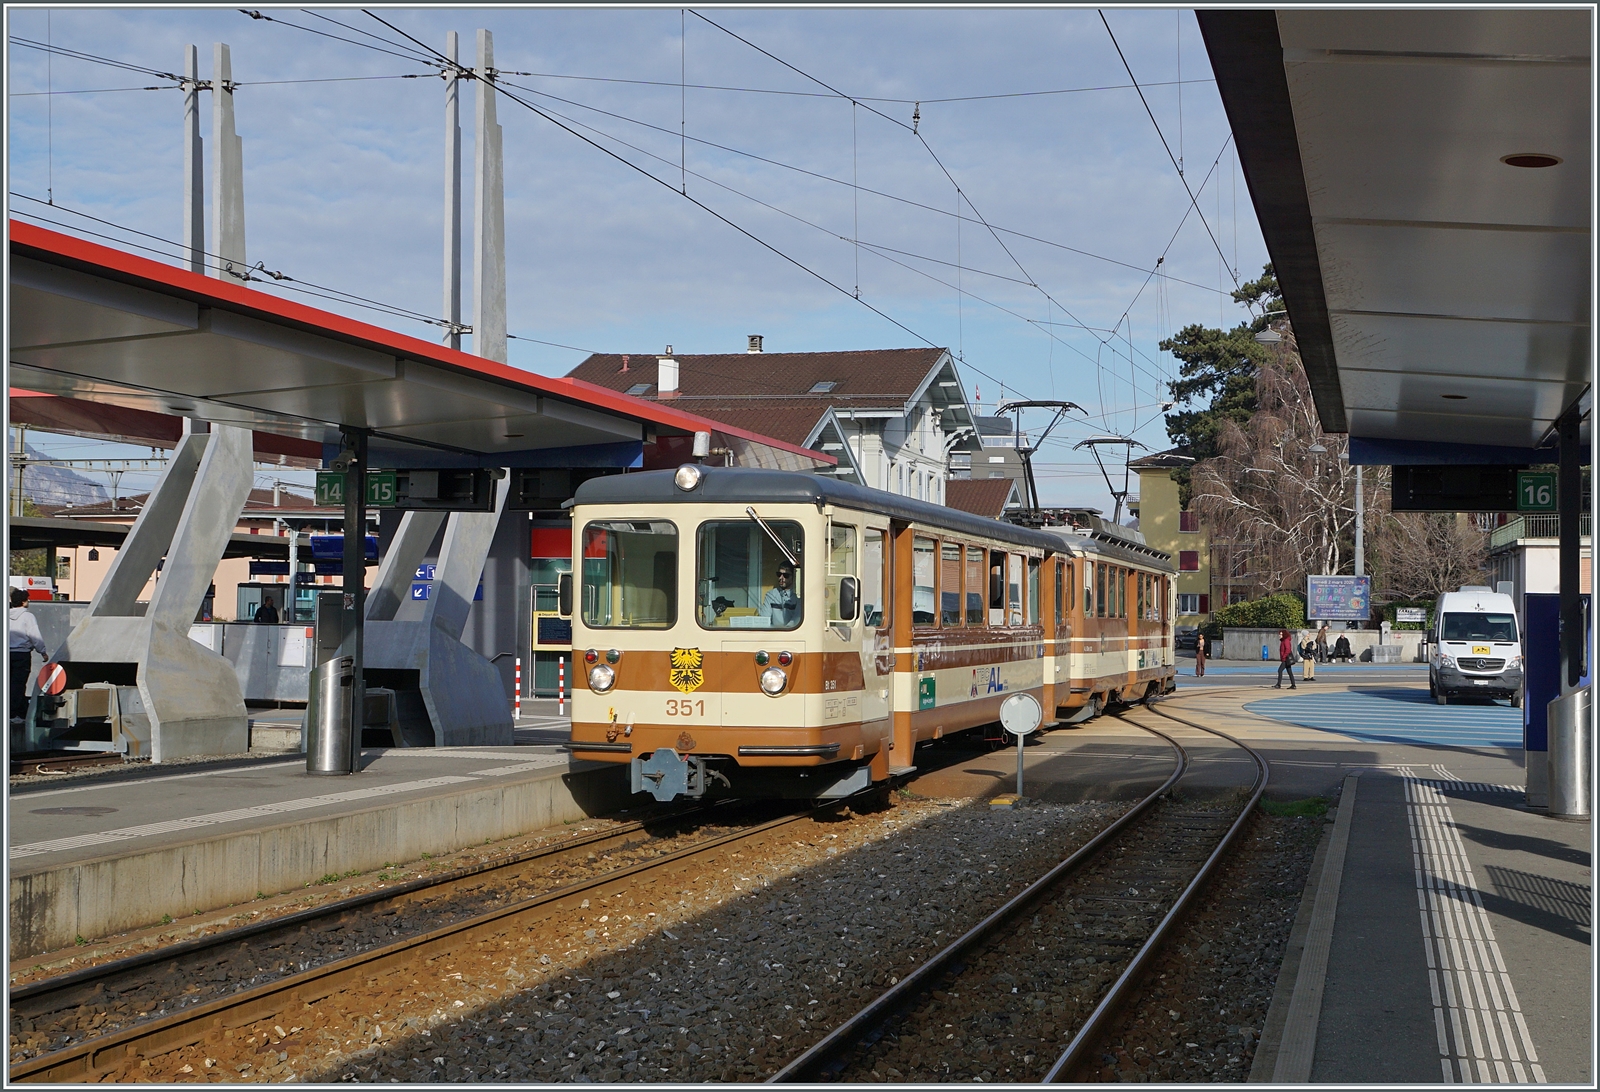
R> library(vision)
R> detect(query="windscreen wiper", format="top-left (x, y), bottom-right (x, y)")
top-left (746, 506), bottom-right (799, 567)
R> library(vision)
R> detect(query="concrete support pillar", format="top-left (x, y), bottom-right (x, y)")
top-left (442, 31), bottom-right (463, 352)
top-left (473, 29), bottom-right (507, 364)
top-left (363, 471), bottom-right (515, 747)
top-left (182, 45), bottom-right (205, 275)
top-left (54, 424), bottom-right (255, 761)
top-left (210, 42), bottom-right (245, 279)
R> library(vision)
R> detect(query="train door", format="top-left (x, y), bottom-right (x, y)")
top-left (861, 527), bottom-right (891, 728)
top-left (822, 519), bottom-right (867, 730)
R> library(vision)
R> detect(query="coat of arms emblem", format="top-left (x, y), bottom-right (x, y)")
top-left (669, 647), bottom-right (705, 693)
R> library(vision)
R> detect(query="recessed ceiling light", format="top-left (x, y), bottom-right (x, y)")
top-left (1441, 394), bottom-right (1468, 400)
top-left (1501, 153), bottom-right (1562, 169)
top-left (504, 432), bottom-right (525, 439)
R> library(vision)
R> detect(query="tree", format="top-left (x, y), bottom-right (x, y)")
top-left (1160, 265), bottom-right (1282, 504)
top-left (1370, 513), bottom-right (1489, 601)
top-left (1188, 331), bottom-right (1378, 595)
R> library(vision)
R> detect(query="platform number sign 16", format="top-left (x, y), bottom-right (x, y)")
top-left (1517, 471), bottom-right (1556, 512)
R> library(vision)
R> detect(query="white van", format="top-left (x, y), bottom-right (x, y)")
top-left (1429, 586), bottom-right (1523, 707)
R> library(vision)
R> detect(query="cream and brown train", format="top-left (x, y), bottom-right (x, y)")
top-left (563, 466), bottom-right (1176, 801)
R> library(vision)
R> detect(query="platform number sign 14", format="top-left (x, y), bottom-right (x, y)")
top-left (1517, 471), bottom-right (1556, 512)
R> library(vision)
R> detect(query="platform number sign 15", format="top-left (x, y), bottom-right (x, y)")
top-left (1517, 471), bottom-right (1556, 512)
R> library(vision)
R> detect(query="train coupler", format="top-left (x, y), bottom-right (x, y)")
top-left (630, 748), bottom-right (730, 802)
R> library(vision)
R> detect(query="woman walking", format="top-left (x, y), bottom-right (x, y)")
top-left (1194, 631), bottom-right (1207, 677)
top-left (1274, 628), bottom-right (1298, 689)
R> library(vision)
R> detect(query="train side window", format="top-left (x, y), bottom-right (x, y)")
top-left (1054, 559), bottom-right (1064, 624)
top-left (940, 541), bottom-right (963, 626)
top-left (1095, 561), bottom-right (1106, 618)
top-left (989, 553), bottom-right (1006, 626)
top-left (1028, 557), bottom-right (1041, 625)
top-left (826, 523), bottom-right (858, 624)
top-left (1083, 561), bottom-right (1093, 617)
top-left (965, 546), bottom-right (985, 625)
top-left (863, 529), bottom-right (886, 628)
top-left (1117, 567), bottom-right (1126, 618)
top-left (912, 536), bottom-right (937, 625)
top-left (1007, 554), bottom-right (1023, 626)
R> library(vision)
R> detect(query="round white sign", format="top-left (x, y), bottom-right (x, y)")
top-left (999, 692), bottom-right (1043, 736)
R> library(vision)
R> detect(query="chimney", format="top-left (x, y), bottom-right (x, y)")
top-left (658, 346), bottom-right (679, 399)
top-left (272, 481), bottom-right (282, 507)
top-left (619, 353), bottom-right (630, 373)
top-left (747, 334), bottom-right (763, 353)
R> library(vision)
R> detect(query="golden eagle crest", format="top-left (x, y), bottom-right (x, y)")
top-left (669, 647), bottom-right (704, 693)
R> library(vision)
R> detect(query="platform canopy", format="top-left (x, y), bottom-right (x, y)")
top-left (7, 221), bottom-right (835, 473)
top-left (1199, 9), bottom-right (1591, 464)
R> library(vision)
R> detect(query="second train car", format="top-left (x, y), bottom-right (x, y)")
top-left (562, 466), bottom-right (1176, 801)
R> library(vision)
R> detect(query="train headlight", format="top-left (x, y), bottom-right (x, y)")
top-left (673, 464), bottom-right (705, 492)
top-left (759, 667), bottom-right (789, 696)
top-left (588, 664), bottom-right (616, 693)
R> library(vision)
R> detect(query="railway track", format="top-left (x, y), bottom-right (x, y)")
top-left (8, 796), bottom-right (817, 1082)
top-left (770, 698), bottom-right (1268, 1083)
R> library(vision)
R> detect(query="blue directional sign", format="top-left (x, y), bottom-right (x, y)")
top-left (1307, 575), bottom-right (1371, 621)
top-left (415, 564), bottom-right (436, 580)
top-left (410, 582), bottom-right (431, 601)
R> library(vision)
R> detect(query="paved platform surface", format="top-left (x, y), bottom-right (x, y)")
top-left (1160, 678), bottom-right (1590, 1085)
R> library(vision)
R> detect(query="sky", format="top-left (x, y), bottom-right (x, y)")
top-left (6, 5), bottom-right (1270, 511)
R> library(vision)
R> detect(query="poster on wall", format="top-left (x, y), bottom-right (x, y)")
top-left (1307, 575), bottom-right (1371, 620)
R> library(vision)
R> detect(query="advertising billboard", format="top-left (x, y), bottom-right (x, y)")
top-left (1307, 575), bottom-right (1371, 621)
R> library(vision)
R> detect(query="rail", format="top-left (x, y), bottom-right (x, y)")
top-left (768, 719), bottom-right (1192, 1083)
top-left (10, 799), bottom-right (827, 1083)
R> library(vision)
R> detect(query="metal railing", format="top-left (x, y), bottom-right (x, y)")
top-left (1490, 512), bottom-right (1590, 550)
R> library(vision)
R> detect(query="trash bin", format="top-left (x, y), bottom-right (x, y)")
top-left (1547, 685), bottom-right (1591, 820)
top-left (306, 655), bottom-right (355, 775)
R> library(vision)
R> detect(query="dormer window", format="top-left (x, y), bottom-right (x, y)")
top-left (808, 380), bottom-right (838, 394)
top-left (625, 383), bottom-right (653, 396)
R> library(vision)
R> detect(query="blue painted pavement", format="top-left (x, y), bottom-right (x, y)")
top-left (1243, 688), bottom-right (1523, 749)
top-left (1185, 662), bottom-right (1426, 677)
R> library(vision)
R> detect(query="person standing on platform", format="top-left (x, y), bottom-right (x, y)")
top-left (1316, 623), bottom-right (1331, 663)
top-left (1194, 631), bottom-right (1207, 676)
top-left (1274, 628), bottom-right (1298, 689)
top-left (1301, 634), bottom-right (1317, 683)
top-left (254, 598), bottom-right (280, 624)
top-left (10, 587), bottom-right (46, 725)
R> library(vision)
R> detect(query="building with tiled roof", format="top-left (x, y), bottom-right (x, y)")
top-left (567, 341), bottom-right (980, 504)
top-left (945, 477), bottom-right (1025, 520)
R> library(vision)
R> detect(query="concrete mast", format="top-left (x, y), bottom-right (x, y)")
top-left (182, 45), bottom-right (205, 275)
top-left (472, 29), bottom-right (507, 364)
top-left (210, 43), bottom-right (245, 279)
top-left (442, 31), bottom-right (463, 351)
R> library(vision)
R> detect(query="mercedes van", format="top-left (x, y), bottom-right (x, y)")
top-left (1429, 586), bottom-right (1523, 706)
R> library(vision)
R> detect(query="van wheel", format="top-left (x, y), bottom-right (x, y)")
top-left (1435, 692), bottom-right (1449, 706)
top-left (1512, 691), bottom-right (1523, 709)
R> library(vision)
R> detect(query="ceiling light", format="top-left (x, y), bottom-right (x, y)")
top-left (1441, 394), bottom-right (1468, 400)
top-left (1501, 153), bottom-right (1562, 169)
top-left (504, 432), bottom-right (525, 439)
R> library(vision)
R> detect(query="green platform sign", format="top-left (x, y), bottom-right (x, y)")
top-left (1517, 471), bottom-right (1556, 512)
top-left (315, 471), bottom-right (398, 508)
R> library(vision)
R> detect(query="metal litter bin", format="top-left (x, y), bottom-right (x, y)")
top-left (306, 655), bottom-right (355, 775)
top-left (1547, 685), bottom-right (1591, 820)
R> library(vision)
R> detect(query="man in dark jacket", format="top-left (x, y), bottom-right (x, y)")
top-left (253, 598), bottom-right (280, 624)
top-left (1274, 628), bottom-right (1298, 689)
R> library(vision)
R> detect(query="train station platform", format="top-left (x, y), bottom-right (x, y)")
top-left (6, 713), bottom-right (629, 960)
top-left (1161, 678), bottom-right (1590, 1086)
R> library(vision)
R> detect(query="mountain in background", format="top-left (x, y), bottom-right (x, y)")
top-left (19, 444), bottom-right (111, 509)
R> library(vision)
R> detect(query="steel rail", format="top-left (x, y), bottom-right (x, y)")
top-left (10, 800), bottom-right (725, 1008)
top-left (10, 801), bottom-right (829, 1083)
top-left (1043, 700), bottom-right (1270, 1081)
top-left (768, 720), bottom-right (1189, 1083)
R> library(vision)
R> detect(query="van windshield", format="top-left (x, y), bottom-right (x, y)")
top-left (1441, 612), bottom-right (1518, 643)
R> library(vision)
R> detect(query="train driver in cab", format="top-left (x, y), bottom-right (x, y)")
top-left (764, 563), bottom-right (802, 628)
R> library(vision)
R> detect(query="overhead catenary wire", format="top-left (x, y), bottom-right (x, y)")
top-left (1098, 9), bottom-right (1240, 293)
